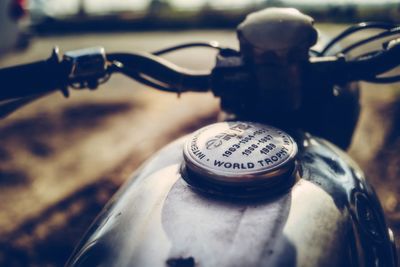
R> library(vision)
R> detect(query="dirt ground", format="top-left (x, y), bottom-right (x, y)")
top-left (349, 82), bottom-right (400, 258)
top-left (0, 28), bottom-right (400, 266)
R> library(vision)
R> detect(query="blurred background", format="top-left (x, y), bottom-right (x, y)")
top-left (1, 0), bottom-right (400, 266)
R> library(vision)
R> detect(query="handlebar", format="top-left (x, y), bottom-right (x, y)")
top-left (108, 52), bottom-right (211, 93)
top-left (0, 36), bottom-right (399, 110)
top-left (0, 46), bottom-right (213, 104)
top-left (346, 38), bottom-right (400, 82)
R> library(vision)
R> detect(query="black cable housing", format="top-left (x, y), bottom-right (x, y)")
top-left (152, 41), bottom-right (221, 56)
top-left (320, 22), bottom-right (397, 55)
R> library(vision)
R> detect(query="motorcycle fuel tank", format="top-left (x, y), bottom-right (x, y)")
top-left (66, 121), bottom-right (396, 267)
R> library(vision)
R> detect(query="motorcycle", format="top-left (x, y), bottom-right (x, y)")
top-left (0, 7), bottom-right (399, 267)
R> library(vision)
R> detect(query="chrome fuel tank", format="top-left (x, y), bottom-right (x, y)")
top-left (66, 122), bottom-right (396, 267)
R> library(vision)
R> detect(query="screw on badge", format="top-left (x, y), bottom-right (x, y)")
top-left (183, 121), bottom-right (298, 197)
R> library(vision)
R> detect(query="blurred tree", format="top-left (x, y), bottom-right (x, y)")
top-left (77, 0), bottom-right (87, 18)
top-left (265, 0), bottom-right (284, 7)
top-left (148, 0), bottom-right (171, 16)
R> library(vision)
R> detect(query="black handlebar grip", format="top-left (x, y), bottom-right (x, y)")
top-left (0, 51), bottom-right (67, 101)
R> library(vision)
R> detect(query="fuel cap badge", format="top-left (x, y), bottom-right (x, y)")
top-left (183, 121), bottom-right (298, 190)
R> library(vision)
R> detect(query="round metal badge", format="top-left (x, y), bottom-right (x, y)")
top-left (183, 121), bottom-right (298, 188)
